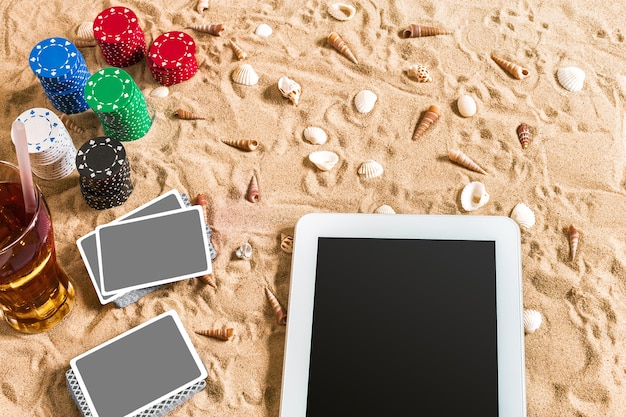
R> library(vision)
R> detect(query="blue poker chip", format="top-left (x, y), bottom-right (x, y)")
top-left (38, 63), bottom-right (91, 93)
top-left (45, 86), bottom-right (91, 114)
top-left (29, 37), bottom-right (82, 81)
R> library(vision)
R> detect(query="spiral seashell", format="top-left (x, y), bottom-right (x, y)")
top-left (328, 3), bottom-right (356, 21)
top-left (517, 123), bottom-right (530, 149)
top-left (523, 309), bottom-right (542, 334)
top-left (303, 126), bottom-right (328, 145)
top-left (327, 32), bottom-right (358, 65)
top-left (188, 23), bottom-right (224, 36)
top-left (196, 0), bottom-right (209, 12)
top-left (235, 242), bottom-right (253, 259)
top-left (194, 193), bottom-right (211, 229)
top-left (231, 63), bottom-right (259, 86)
top-left (198, 273), bottom-right (216, 288)
top-left (567, 223), bottom-right (581, 261)
top-left (448, 149), bottom-right (487, 175)
top-left (280, 233), bottom-right (293, 253)
top-left (460, 181), bottom-right (490, 212)
top-left (357, 159), bottom-right (383, 179)
top-left (412, 104), bottom-right (440, 140)
top-left (229, 39), bottom-right (247, 60)
top-left (406, 64), bottom-right (432, 82)
top-left (510, 203), bottom-right (535, 228)
top-left (309, 150), bottom-right (339, 171)
top-left (150, 86), bottom-right (169, 98)
top-left (265, 287), bottom-right (287, 325)
top-left (278, 76), bottom-right (302, 106)
top-left (196, 327), bottom-right (234, 341)
top-left (246, 174), bottom-right (260, 203)
top-left (73, 38), bottom-right (97, 48)
top-left (556, 67), bottom-right (585, 92)
top-left (175, 108), bottom-right (205, 120)
top-left (59, 113), bottom-right (85, 134)
top-left (76, 22), bottom-right (95, 40)
top-left (255, 23), bottom-right (273, 37)
top-left (491, 55), bottom-right (530, 80)
top-left (457, 95), bottom-right (477, 117)
top-left (403, 24), bottom-right (453, 38)
top-left (374, 204), bottom-right (396, 214)
top-left (222, 138), bottom-right (259, 151)
top-left (354, 89), bottom-right (377, 114)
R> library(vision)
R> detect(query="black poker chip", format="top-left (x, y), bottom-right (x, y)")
top-left (76, 136), bottom-right (127, 180)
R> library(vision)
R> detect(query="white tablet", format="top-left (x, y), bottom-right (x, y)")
top-left (279, 213), bottom-right (526, 417)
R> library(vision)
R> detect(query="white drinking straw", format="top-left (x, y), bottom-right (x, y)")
top-left (11, 121), bottom-right (37, 215)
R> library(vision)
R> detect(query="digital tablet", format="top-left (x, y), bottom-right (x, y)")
top-left (279, 213), bottom-right (526, 417)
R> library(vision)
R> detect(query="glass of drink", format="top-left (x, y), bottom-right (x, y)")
top-left (0, 160), bottom-right (74, 333)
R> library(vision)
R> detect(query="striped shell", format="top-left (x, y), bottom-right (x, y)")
top-left (412, 104), bottom-right (440, 140)
top-left (235, 242), bottom-right (253, 259)
top-left (510, 203), bottom-right (535, 228)
top-left (309, 151), bottom-right (339, 171)
top-left (196, 327), bottom-right (234, 340)
top-left (265, 287), bottom-right (287, 325)
top-left (517, 123), bottom-right (530, 149)
top-left (328, 32), bottom-right (358, 65)
top-left (357, 159), bottom-right (383, 179)
top-left (229, 40), bottom-right (247, 60)
top-left (175, 108), bottom-right (205, 120)
top-left (460, 181), bottom-right (490, 211)
top-left (567, 224), bottom-right (581, 261)
top-left (59, 113), bottom-right (85, 134)
top-left (246, 174), bottom-right (260, 202)
top-left (76, 22), bottom-right (95, 40)
top-left (557, 67), bottom-right (585, 92)
top-left (149, 86), bottom-right (169, 98)
top-left (523, 309), bottom-right (542, 334)
top-left (354, 89), bottom-right (377, 114)
top-left (303, 126), bottom-right (328, 145)
top-left (188, 23), bottom-right (224, 36)
top-left (222, 138), bottom-right (259, 151)
top-left (280, 233), bottom-right (294, 254)
top-left (406, 64), bottom-right (432, 82)
top-left (232, 64), bottom-right (259, 86)
top-left (255, 23), bottom-right (272, 37)
top-left (491, 55), bottom-right (530, 80)
top-left (328, 3), bottom-right (356, 21)
top-left (374, 204), bottom-right (396, 214)
top-left (403, 24), bottom-right (453, 38)
top-left (448, 149), bottom-right (487, 175)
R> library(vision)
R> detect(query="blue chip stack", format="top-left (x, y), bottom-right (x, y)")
top-left (29, 37), bottom-right (91, 115)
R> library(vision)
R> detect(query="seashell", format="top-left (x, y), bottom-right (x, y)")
top-left (265, 287), bottom-right (287, 325)
top-left (278, 76), bottom-right (302, 106)
top-left (196, 0), bottom-right (208, 13)
top-left (457, 95), bottom-right (477, 117)
top-left (448, 149), bottom-right (487, 174)
top-left (198, 273), bottom-right (216, 288)
top-left (460, 181), bottom-right (490, 211)
top-left (231, 63), bottom-right (259, 86)
top-left (523, 309), bottom-right (542, 334)
top-left (328, 3), bottom-right (356, 21)
top-left (150, 86), bottom-right (169, 98)
top-left (280, 233), bottom-right (293, 254)
top-left (194, 193), bottom-right (211, 229)
top-left (517, 123), bottom-right (530, 149)
top-left (222, 138), bottom-right (259, 151)
top-left (357, 159), bottom-right (383, 179)
top-left (303, 126), bottom-right (328, 145)
top-left (309, 150), bottom-right (339, 171)
top-left (255, 23), bottom-right (272, 37)
top-left (73, 38), bottom-right (97, 48)
top-left (412, 104), bottom-right (440, 140)
top-left (195, 327), bottom-right (234, 341)
top-left (59, 113), bottom-right (85, 134)
top-left (327, 32), bottom-right (358, 65)
top-left (491, 55), bottom-right (530, 80)
top-left (567, 223), bottom-right (581, 261)
top-left (188, 23), bottom-right (225, 36)
top-left (354, 89), bottom-right (377, 114)
top-left (556, 67), bottom-right (585, 92)
top-left (406, 64), bottom-right (432, 82)
top-left (510, 203), bottom-right (535, 228)
top-left (235, 242), bottom-right (253, 259)
top-left (403, 24), bottom-right (453, 38)
top-left (76, 22), bottom-right (95, 40)
top-left (175, 108), bottom-right (205, 120)
top-left (246, 174), bottom-right (260, 203)
top-left (374, 204), bottom-right (396, 214)
top-left (229, 39), bottom-right (247, 60)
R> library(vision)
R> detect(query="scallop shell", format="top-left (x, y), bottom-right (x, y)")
top-left (460, 181), bottom-right (490, 212)
top-left (457, 95), bottom-right (477, 117)
top-left (448, 149), bottom-right (487, 175)
top-left (229, 39), bottom-right (247, 60)
top-left (327, 32), bottom-right (358, 65)
top-left (149, 86), bottom-right (169, 98)
top-left (357, 159), bottom-right (383, 179)
top-left (175, 108), bottom-right (205, 120)
top-left (278, 76), bottom-right (302, 106)
top-left (222, 138), bottom-right (259, 151)
top-left (557, 67), bottom-right (585, 92)
top-left (406, 64), bottom-right (432, 82)
top-left (235, 242), bottom-right (253, 259)
top-left (196, 0), bottom-right (208, 12)
top-left (354, 89), bottom-right (377, 114)
top-left (403, 24), bottom-right (453, 38)
top-left (510, 203), bottom-right (535, 228)
top-left (374, 204), bottom-right (396, 214)
top-left (567, 223), bottom-right (581, 261)
top-left (303, 126), bottom-right (328, 145)
top-left (59, 113), bottom-right (85, 134)
top-left (523, 309), bottom-right (542, 334)
top-left (195, 327), bottom-right (234, 341)
top-left (280, 233), bottom-right (294, 254)
top-left (491, 55), bottom-right (530, 80)
top-left (328, 3), bottom-right (356, 21)
top-left (309, 150), bottom-right (339, 171)
top-left (412, 104), bottom-right (440, 140)
top-left (188, 23), bottom-right (224, 36)
top-left (265, 287), bottom-right (287, 325)
top-left (517, 123), bottom-right (530, 149)
top-left (76, 22), bottom-right (95, 40)
top-left (232, 64), bottom-right (259, 86)
top-left (255, 23), bottom-right (273, 37)
top-left (246, 174), bottom-right (260, 203)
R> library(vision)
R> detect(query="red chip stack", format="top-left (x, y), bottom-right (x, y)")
top-left (147, 31), bottom-right (198, 86)
top-left (93, 7), bottom-right (146, 68)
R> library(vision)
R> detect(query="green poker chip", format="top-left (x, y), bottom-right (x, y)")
top-left (84, 67), bottom-right (136, 113)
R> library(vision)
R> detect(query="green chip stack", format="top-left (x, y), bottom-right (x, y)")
top-left (83, 67), bottom-right (152, 141)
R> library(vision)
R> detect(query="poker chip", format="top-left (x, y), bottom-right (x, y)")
top-left (93, 7), bottom-right (146, 68)
top-left (147, 31), bottom-right (198, 86)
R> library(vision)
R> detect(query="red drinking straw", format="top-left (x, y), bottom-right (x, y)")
top-left (11, 121), bottom-right (37, 216)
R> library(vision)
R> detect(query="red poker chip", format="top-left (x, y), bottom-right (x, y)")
top-left (93, 7), bottom-right (142, 44)
top-left (148, 31), bottom-right (196, 70)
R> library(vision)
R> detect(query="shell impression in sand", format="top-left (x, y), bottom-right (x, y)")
top-left (448, 149), bottom-right (487, 174)
top-left (357, 159), bottom-right (383, 179)
top-left (328, 32), bottom-right (358, 64)
top-left (232, 63), bottom-right (259, 86)
top-left (557, 67), bottom-right (585, 92)
top-left (354, 89), bottom-right (377, 114)
top-left (278, 76), bottom-right (302, 106)
top-left (510, 203), bottom-right (535, 228)
top-left (412, 104), bottom-right (440, 140)
top-left (403, 24), bottom-right (452, 38)
top-left (460, 181), bottom-right (490, 211)
top-left (491, 55), bottom-right (530, 80)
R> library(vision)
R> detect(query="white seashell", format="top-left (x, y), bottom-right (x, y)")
top-left (556, 67), bottom-right (585, 92)
top-left (255, 23), bottom-right (273, 37)
top-left (457, 94), bottom-right (477, 117)
top-left (76, 22), bottom-right (95, 40)
top-left (278, 76), bottom-right (302, 106)
top-left (354, 89), bottom-right (377, 114)
top-left (196, 0), bottom-right (209, 12)
top-left (460, 181), bottom-right (489, 211)
top-left (357, 159), bottom-right (383, 179)
top-left (309, 151), bottom-right (339, 171)
top-left (303, 126), bottom-right (328, 145)
top-left (150, 86), bottom-right (169, 98)
top-left (328, 3), bottom-right (356, 21)
top-left (523, 309), bottom-right (542, 334)
top-left (510, 203), bottom-right (535, 228)
top-left (232, 64), bottom-right (259, 86)
top-left (235, 242), bottom-right (253, 259)
top-left (374, 204), bottom-right (396, 214)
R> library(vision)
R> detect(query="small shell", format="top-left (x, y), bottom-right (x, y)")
top-left (328, 3), bottom-right (356, 21)
top-left (557, 67), bottom-right (585, 92)
top-left (246, 174), bottom-right (260, 203)
top-left (198, 273), bottom-right (216, 288)
top-left (412, 104), bottom-right (440, 140)
top-left (278, 76), bottom-right (302, 106)
top-left (150, 86), bottom-right (170, 98)
top-left (194, 193), bottom-right (211, 229)
top-left (229, 39), bottom-right (247, 60)
top-left (255, 23), bottom-right (273, 37)
top-left (175, 108), bottom-right (205, 120)
top-left (76, 22), bottom-right (95, 40)
top-left (354, 89), bottom-right (377, 114)
top-left (523, 309), bottom-right (542, 334)
top-left (460, 181), bottom-right (490, 211)
top-left (59, 113), bottom-right (85, 134)
top-left (196, 0), bottom-right (208, 13)
top-left (73, 38), bottom-right (97, 48)
top-left (188, 23), bottom-right (225, 36)
top-left (222, 138), bottom-right (259, 151)
top-left (265, 287), bottom-right (287, 325)
top-left (457, 95), bottom-right (477, 117)
top-left (309, 150), bottom-right (339, 171)
top-left (517, 123), bottom-right (530, 149)
top-left (235, 242), bottom-right (253, 259)
top-left (196, 327), bottom-right (234, 341)
top-left (327, 32), bottom-right (358, 65)
top-left (403, 24), bottom-right (453, 38)
top-left (374, 204), bottom-right (396, 214)
top-left (303, 126), bottom-right (328, 145)
top-left (231, 63), bottom-right (259, 86)
top-left (448, 149), bottom-right (487, 175)
top-left (406, 64), bottom-right (432, 82)
top-left (280, 233), bottom-right (293, 254)
top-left (510, 203), bottom-right (535, 229)
top-left (491, 55), bottom-right (530, 80)
top-left (357, 159), bottom-right (383, 179)
top-left (567, 224), bottom-right (581, 261)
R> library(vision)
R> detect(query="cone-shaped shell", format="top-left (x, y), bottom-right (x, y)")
top-left (235, 242), bottom-right (253, 259)
top-left (328, 3), bottom-right (356, 21)
top-left (150, 86), bottom-right (169, 98)
top-left (222, 138), bottom-right (259, 151)
top-left (232, 64), bottom-right (259, 86)
top-left (303, 126), bottom-right (328, 145)
top-left (309, 150), bottom-right (339, 171)
top-left (196, 327), bottom-right (234, 341)
top-left (246, 174), bottom-right (260, 202)
top-left (194, 193), bottom-right (211, 229)
top-left (357, 159), bottom-right (383, 179)
top-left (198, 273), bottom-right (216, 288)
top-left (229, 40), bottom-right (247, 60)
top-left (76, 22), bottom-right (95, 40)
top-left (354, 89), bottom-right (377, 114)
top-left (412, 104), bottom-right (440, 140)
top-left (278, 76), bottom-right (302, 106)
top-left (265, 287), bottom-right (287, 325)
top-left (460, 181), bottom-right (490, 211)
top-left (523, 309), bottom-right (542, 334)
top-left (448, 149), bottom-right (487, 174)
top-left (328, 32), bottom-right (358, 64)
top-left (196, 0), bottom-right (208, 12)
top-left (188, 23), bottom-right (224, 36)
top-left (280, 233), bottom-right (293, 253)
top-left (557, 67), bottom-right (585, 92)
top-left (517, 123), bottom-right (530, 149)
top-left (510, 203), bottom-right (535, 228)
top-left (491, 55), bottom-right (530, 80)
top-left (567, 223), bottom-right (581, 261)
top-left (374, 204), bottom-right (396, 214)
top-left (59, 113), bottom-right (85, 134)
top-left (403, 24), bottom-right (452, 38)
top-left (175, 108), bottom-right (205, 120)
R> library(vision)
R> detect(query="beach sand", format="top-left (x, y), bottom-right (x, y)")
top-left (1, 0), bottom-right (626, 415)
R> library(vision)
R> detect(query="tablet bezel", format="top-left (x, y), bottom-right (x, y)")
top-left (279, 213), bottom-right (526, 417)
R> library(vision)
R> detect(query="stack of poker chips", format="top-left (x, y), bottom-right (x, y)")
top-left (13, 108), bottom-right (77, 180)
top-left (29, 37), bottom-right (91, 115)
top-left (83, 67), bottom-right (152, 142)
top-left (93, 6), bottom-right (146, 68)
top-left (146, 31), bottom-right (198, 86)
top-left (76, 136), bottom-right (133, 210)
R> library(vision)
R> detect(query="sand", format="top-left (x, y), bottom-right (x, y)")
top-left (1, 0), bottom-right (626, 415)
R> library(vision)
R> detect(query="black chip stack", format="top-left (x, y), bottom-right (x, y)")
top-left (93, 6), bottom-right (146, 68)
top-left (147, 31), bottom-right (198, 86)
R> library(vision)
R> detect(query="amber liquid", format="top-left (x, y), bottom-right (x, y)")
top-left (0, 182), bottom-right (74, 333)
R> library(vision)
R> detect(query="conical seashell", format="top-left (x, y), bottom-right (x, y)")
top-left (280, 233), bottom-right (293, 254)
top-left (265, 287), bottom-right (287, 325)
top-left (278, 76), bottom-right (302, 106)
top-left (59, 113), bottom-right (85, 134)
top-left (406, 64), bottom-right (432, 82)
top-left (412, 104), bottom-right (440, 140)
top-left (175, 108), bottom-right (205, 120)
top-left (327, 32), bottom-right (358, 65)
top-left (328, 3), bottom-right (356, 21)
top-left (374, 204), bottom-right (396, 214)
top-left (403, 24), bottom-right (453, 38)
top-left (73, 38), bottom-right (97, 47)
top-left (517, 123), bottom-right (530, 149)
top-left (255, 23), bottom-right (273, 37)
top-left (196, 327), bottom-right (234, 341)
top-left (76, 22), bottom-right (95, 40)
top-left (491, 55), bottom-right (530, 80)
top-left (198, 273), bottom-right (216, 288)
top-left (309, 151), bottom-right (339, 171)
top-left (357, 159), bottom-right (383, 179)
top-left (222, 138), bottom-right (259, 151)
top-left (235, 242), bottom-right (253, 259)
top-left (448, 149), bottom-right (487, 174)
top-left (229, 39), bottom-right (247, 60)
top-left (246, 174), bottom-right (260, 203)
top-left (523, 309), bottom-right (542, 334)
top-left (567, 223), bottom-right (581, 261)
top-left (354, 89), bottom-right (377, 114)
top-left (194, 193), bottom-right (211, 231)
top-left (457, 95), bottom-right (477, 117)
top-left (557, 67), bottom-right (585, 92)
top-left (460, 181), bottom-right (490, 211)
top-left (150, 86), bottom-right (169, 98)
top-left (510, 203), bottom-right (535, 228)
top-left (231, 63), bottom-right (259, 86)
top-left (188, 23), bottom-right (224, 36)
top-left (196, 0), bottom-right (208, 12)
top-left (303, 126), bottom-right (328, 145)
